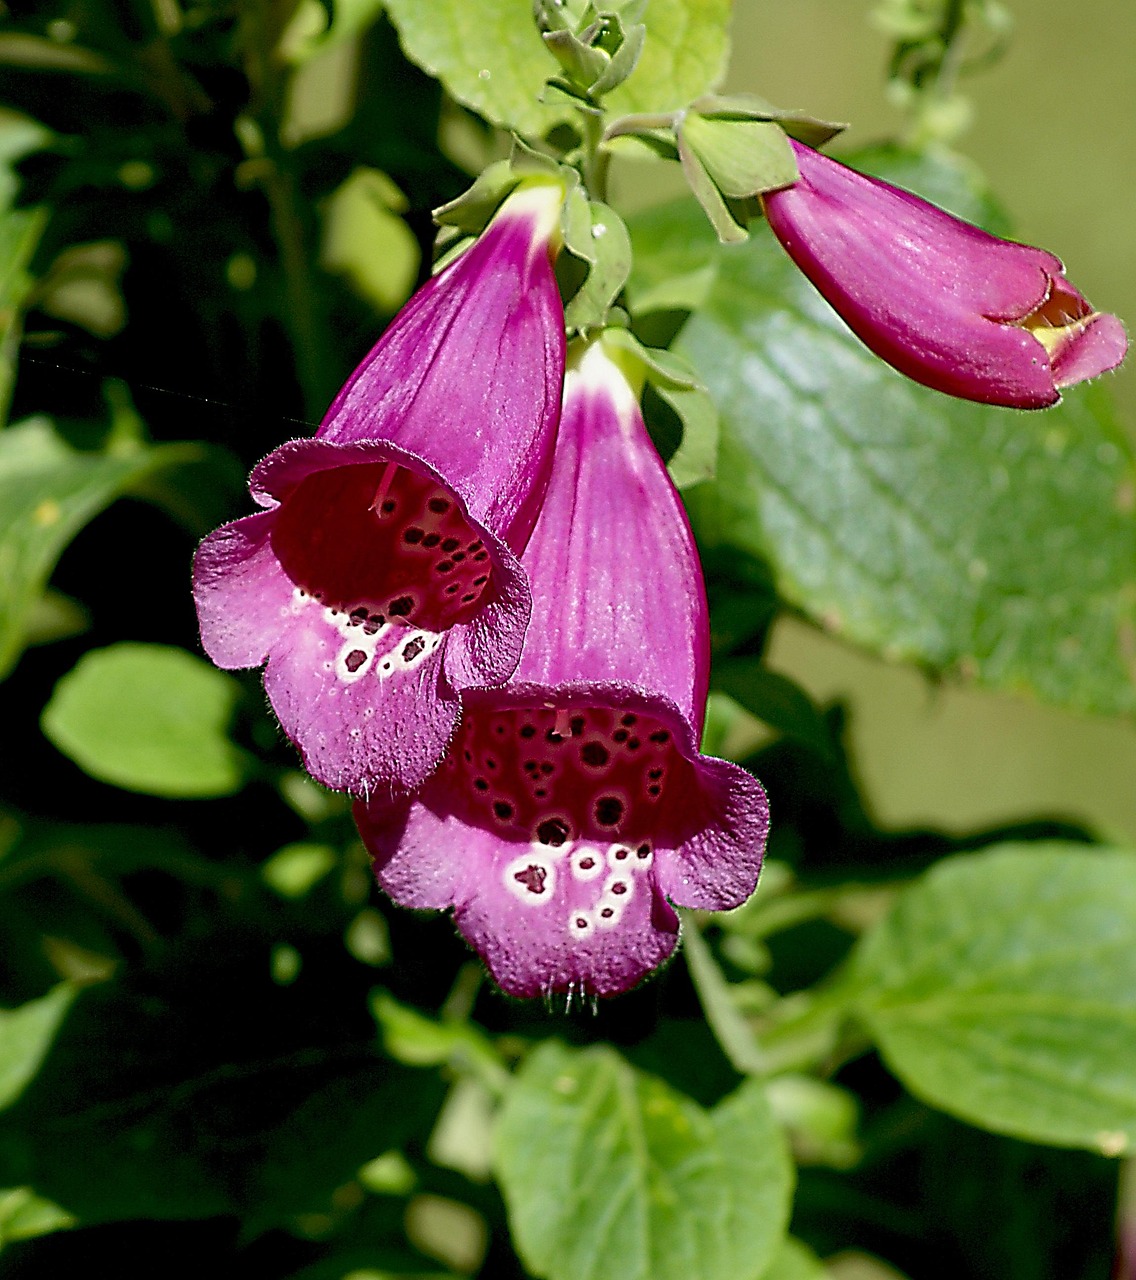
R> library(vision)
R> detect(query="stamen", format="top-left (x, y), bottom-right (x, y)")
top-left (370, 460), bottom-right (399, 513)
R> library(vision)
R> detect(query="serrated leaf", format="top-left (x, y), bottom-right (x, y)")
top-left (634, 149), bottom-right (1136, 716)
top-left (846, 843), bottom-right (1136, 1152)
top-left (494, 1041), bottom-right (793, 1280)
top-left (0, 418), bottom-right (199, 680)
top-left (0, 985), bottom-right (75, 1113)
top-left (42, 643), bottom-right (250, 798)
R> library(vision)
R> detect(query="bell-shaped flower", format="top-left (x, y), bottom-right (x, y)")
top-left (761, 140), bottom-right (1127, 409)
top-left (193, 183), bottom-right (567, 797)
top-left (355, 337), bottom-right (769, 999)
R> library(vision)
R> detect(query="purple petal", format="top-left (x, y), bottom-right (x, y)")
top-left (762, 141), bottom-right (1127, 408)
top-left (356, 342), bottom-right (769, 998)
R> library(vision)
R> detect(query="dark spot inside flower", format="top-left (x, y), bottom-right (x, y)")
top-left (428, 497), bottom-right (450, 514)
top-left (486, 758), bottom-right (497, 770)
top-left (523, 760), bottom-right (538, 773)
top-left (614, 848), bottom-right (628, 861)
top-left (621, 714), bottom-right (637, 727)
top-left (401, 637), bottom-right (425, 662)
top-left (403, 527), bottom-right (424, 544)
top-left (495, 725), bottom-right (506, 735)
top-left (569, 716), bottom-right (585, 736)
top-left (611, 882), bottom-right (627, 895)
top-left (595, 796), bottom-right (624, 827)
top-left (600, 907), bottom-right (614, 919)
top-left (446, 583), bottom-right (460, 594)
top-left (382, 661), bottom-right (392, 671)
top-left (463, 749), bottom-right (472, 761)
top-left (649, 730), bottom-right (670, 744)
top-left (648, 785), bottom-right (661, 797)
top-left (441, 537), bottom-right (460, 552)
top-left (576, 916), bottom-right (588, 929)
top-left (473, 575), bottom-right (488, 586)
top-left (363, 613), bottom-right (385, 634)
top-left (381, 499), bottom-right (396, 514)
top-left (535, 788), bottom-right (547, 798)
top-left (540, 762), bottom-right (554, 775)
top-left (648, 768), bottom-right (663, 780)
top-left (494, 800), bottom-right (514, 820)
top-left (422, 533), bottom-right (441, 548)
top-left (613, 729), bottom-right (629, 743)
top-left (389, 596), bottom-right (413, 617)
top-left (461, 593), bottom-right (475, 603)
top-left (536, 817), bottom-right (570, 846)
top-left (637, 843), bottom-right (651, 858)
top-left (628, 737), bottom-right (640, 750)
top-left (520, 725), bottom-right (536, 739)
top-left (473, 551), bottom-right (488, 562)
top-left (514, 864), bottom-right (546, 894)
top-left (344, 650), bottom-right (367, 673)
top-left (469, 540), bottom-right (483, 551)
top-left (436, 560), bottom-right (454, 574)
top-left (452, 552), bottom-right (465, 562)
top-left (580, 857), bottom-right (595, 869)
top-left (474, 778), bottom-right (488, 791)
top-left (581, 742), bottom-right (610, 767)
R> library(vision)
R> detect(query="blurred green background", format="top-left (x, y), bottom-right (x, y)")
top-left (727, 0), bottom-right (1136, 844)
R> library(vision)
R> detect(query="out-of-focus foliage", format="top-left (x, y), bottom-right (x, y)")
top-left (0, 0), bottom-right (1132, 1276)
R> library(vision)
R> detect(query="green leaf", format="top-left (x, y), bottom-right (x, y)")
top-left (759, 1237), bottom-right (830, 1280)
top-left (384, 0), bottom-right (729, 137)
top-left (644, 148), bottom-right (1136, 716)
top-left (0, 417), bottom-right (199, 680)
top-left (0, 114), bottom-right (51, 426)
top-left (0, 1186), bottom-right (76, 1249)
top-left (679, 115), bottom-right (797, 199)
top-left (711, 659), bottom-right (833, 757)
top-left (494, 1041), bottom-right (793, 1280)
top-left (42, 643), bottom-right (250, 798)
top-left (604, 0), bottom-right (730, 116)
top-left (0, 985), bottom-right (75, 1113)
top-left (846, 843), bottom-right (1136, 1153)
top-left (382, 0), bottom-right (563, 136)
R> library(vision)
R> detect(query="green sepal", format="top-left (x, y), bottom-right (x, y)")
top-left (432, 140), bottom-right (568, 243)
top-left (600, 328), bottom-right (720, 487)
top-left (680, 113), bottom-right (798, 199)
top-left (562, 199), bottom-right (632, 334)
top-left (676, 127), bottom-right (749, 244)
top-left (542, 10), bottom-right (646, 101)
top-left (543, 27), bottom-right (611, 90)
top-left (691, 92), bottom-right (847, 147)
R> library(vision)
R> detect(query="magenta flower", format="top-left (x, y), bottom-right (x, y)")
top-left (761, 140), bottom-right (1127, 408)
top-left (193, 183), bottom-right (566, 797)
top-left (355, 339), bottom-right (769, 999)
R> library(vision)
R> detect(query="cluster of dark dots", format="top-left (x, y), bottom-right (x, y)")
top-left (513, 864), bottom-right (547, 894)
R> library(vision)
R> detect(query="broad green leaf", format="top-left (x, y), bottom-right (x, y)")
top-left (384, 0), bottom-right (729, 136)
top-left (0, 985), bottom-right (74, 1112)
top-left (604, 0), bottom-right (730, 116)
top-left (631, 149), bottom-right (1136, 716)
top-left (494, 1041), bottom-right (793, 1280)
top-left (382, 0), bottom-right (563, 136)
top-left (42, 643), bottom-right (249, 798)
top-left (0, 417), bottom-right (200, 680)
top-left (846, 843), bottom-right (1136, 1152)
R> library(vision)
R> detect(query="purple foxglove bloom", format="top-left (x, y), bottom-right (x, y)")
top-left (193, 183), bottom-right (566, 797)
top-left (355, 340), bottom-right (769, 999)
top-left (761, 140), bottom-right (1127, 409)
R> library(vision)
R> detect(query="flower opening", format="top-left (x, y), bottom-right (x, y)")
top-left (193, 182), bottom-right (567, 798)
top-left (356, 339), bottom-right (768, 998)
top-left (761, 140), bottom-right (1127, 409)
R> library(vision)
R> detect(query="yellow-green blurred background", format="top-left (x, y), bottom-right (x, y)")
top-left (716, 2), bottom-right (1136, 843)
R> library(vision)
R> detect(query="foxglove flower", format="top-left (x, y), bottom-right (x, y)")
top-left (193, 183), bottom-right (566, 796)
top-left (356, 339), bottom-right (769, 999)
top-left (762, 140), bottom-right (1127, 408)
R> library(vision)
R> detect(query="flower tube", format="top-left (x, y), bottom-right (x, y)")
top-left (356, 338), bottom-right (769, 999)
top-left (193, 183), bottom-right (566, 797)
top-left (761, 140), bottom-right (1127, 408)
